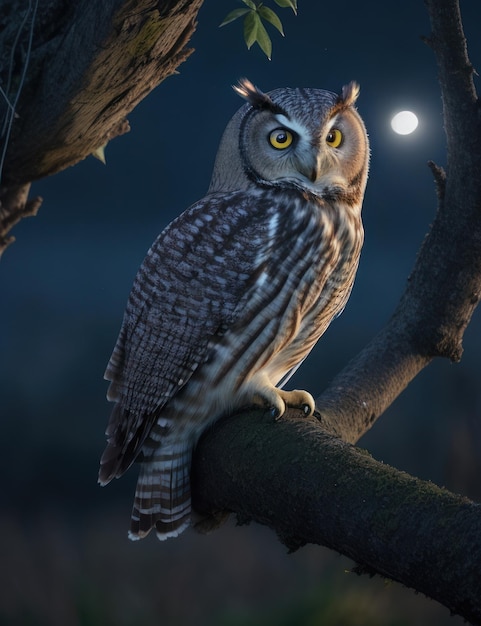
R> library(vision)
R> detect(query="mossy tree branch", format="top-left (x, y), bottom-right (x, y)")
top-left (193, 411), bottom-right (481, 625)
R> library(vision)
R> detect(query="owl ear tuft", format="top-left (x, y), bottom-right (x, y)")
top-left (233, 77), bottom-right (256, 99)
top-left (233, 78), bottom-right (280, 112)
top-left (340, 81), bottom-right (361, 107)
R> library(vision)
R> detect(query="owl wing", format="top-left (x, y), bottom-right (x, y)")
top-left (100, 189), bottom-right (311, 482)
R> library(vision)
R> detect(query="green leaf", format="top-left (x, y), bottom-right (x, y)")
top-left (241, 0), bottom-right (257, 9)
top-left (219, 8), bottom-right (251, 27)
top-left (254, 17), bottom-right (273, 59)
top-left (273, 0), bottom-right (298, 15)
top-left (258, 5), bottom-right (284, 36)
top-left (243, 11), bottom-right (259, 49)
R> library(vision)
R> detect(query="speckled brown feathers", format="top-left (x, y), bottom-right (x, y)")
top-left (99, 79), bottom-right (369, 541)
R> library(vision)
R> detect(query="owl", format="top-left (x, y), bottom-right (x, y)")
top-left (99, 78), bottom-right (369, 541)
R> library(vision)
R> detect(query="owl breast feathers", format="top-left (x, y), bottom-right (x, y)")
top-left (99, 78), bottom-right (369, 541)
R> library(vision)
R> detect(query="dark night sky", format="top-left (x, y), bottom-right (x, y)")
top-left (1, 2), bottom-right (481, 624)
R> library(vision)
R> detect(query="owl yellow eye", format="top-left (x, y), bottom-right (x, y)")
top-left (326, 128), bottom-right (343, 148)
top-left (269, 128), bottom-right (293, 150)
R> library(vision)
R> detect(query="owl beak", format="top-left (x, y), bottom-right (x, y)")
top-left (300, 163), bottom-right (321, 183)
top-left (296, 154), bottom-right (322, 184)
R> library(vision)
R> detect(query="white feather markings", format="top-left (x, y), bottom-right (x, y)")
top-left (274, 114), bottom-right (311, 144)
top-left (128, 518), bottom-right (190, 542)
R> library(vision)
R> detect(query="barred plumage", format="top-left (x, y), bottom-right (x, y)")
top-left (99, 78), bottom-right (369, 540)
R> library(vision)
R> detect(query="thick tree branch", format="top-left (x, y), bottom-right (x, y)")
top-left (424, 0), bottom-right (478, 160)
top-left (0, 0), bottom-right (204, 246)
top-left (194, 411), bottom-right (481, 624)
top-left (314, 327), bottom-right (432, 443)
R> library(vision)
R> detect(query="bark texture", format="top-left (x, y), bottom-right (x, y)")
top-left (0, 0), bottom-right (204, 254)
top-left (193, 411), bottom-right (481, 624)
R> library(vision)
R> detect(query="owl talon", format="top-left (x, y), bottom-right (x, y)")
top-left (270, 405), bottom-right (281, 420)
top-left (252, 387), bottom-right (286, 420)
top-left (251, 385), bottom-right (314, 419)
top-left (302, 403), bottom-right (311, 416)
top-left (277, 389), bottom-right (315, 417)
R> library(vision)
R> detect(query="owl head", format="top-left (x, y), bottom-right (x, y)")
top-left (209, 78), bottom-right (369, 206)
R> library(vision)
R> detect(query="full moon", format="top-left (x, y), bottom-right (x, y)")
top-left (391, 111), bottom-right (419, 135)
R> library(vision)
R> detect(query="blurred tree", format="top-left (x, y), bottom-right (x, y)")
top-left (1, 0), bottom-right (480, 624)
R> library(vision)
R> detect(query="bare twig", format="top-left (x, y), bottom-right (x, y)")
top-left (0, 182), bottom-right (42, 256)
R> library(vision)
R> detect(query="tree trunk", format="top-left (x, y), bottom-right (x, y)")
top-left (0, 0), bottom-right (204, 254)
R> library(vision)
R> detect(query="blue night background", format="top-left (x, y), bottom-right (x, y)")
top-left (1, 1), bottom-right (481, 624)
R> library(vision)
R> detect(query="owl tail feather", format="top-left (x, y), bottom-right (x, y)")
top-left (128, 445), bottom-right (192, 541)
